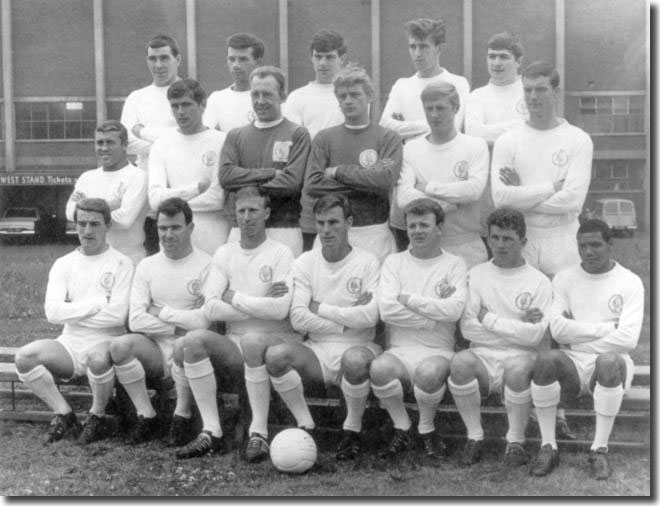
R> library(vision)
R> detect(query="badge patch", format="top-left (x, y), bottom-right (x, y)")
top-left (551, 149), bottom-right (569, 167)
top-left (453, 161), bottom-right (469, 180)
top-left (359, 149), bottom-right (379, 168)
top-left (202, 151), bottom-right (217, 167)
top-left (247, 110), bottom-right (256, 122)
top-left (515, 292), bottom-right (533, 310)
top-left (515, 99), bottom-right (528, 115)
top-left (273, 141), bottom-right (292, 162)
top-left (187, 279), bottom-right (201, 296)
top-left (346, 277), bottom-right (362, 295)
top-left (99, 272), bottom-right (115, 292)
top-left (608, 294), bottom-right (623, 314)
top-left (259, 265), bottom-right (273, 283)
top-left (434, 278), bottom-right (450, 297)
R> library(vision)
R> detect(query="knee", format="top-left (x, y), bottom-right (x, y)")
top-left (594, 353), bottom-right (625, 386)
top-left (15, 345), bottom-right (40, 373)
top-left (109, 336), bottom-right (134, 364)
top-left (240, 333), bottom-right (268, 364)
top-left (414, 359), bottom-right (448, 391)
top-left (369, 356), bottom-right (397, 386)
top-left (180, 330), bottom-right (209, 362)
top-left (449, 351), bottom-right (476, 383)
top-left (503, 356), bottom-right (534, 389)
top-left (265, 344), bottom-right (292, 376)
top-left (532, 350), bottom-right (562, 384)
top-left (86, 347), bottom-right (112, 374)
top-left (341, 347), bottom-right (372, 379)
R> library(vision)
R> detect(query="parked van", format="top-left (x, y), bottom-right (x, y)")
top-left (592, 198), bottom-right (637, 237)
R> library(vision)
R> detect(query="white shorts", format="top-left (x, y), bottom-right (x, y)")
top-left (384, 346), bottom-right (454, 383)
top-left (523, 223), bottom-right (580, 277)
top-left (314, 222), bottom-right (395, 265)
top-left (56, 334), bottom-right (116, 379)
top-left (227, 331), bottom-right (303, 357)
top-left (227, 227), bottom-right (303, 258)
top-left (192, 212), bottom-right (232, 256)
top-left (441, 237), bottom-right (488, 269)
top-left (304, 340), bottom-right (382, 386)
top-left (150, 335), bottom-right (176, 378)
top-left (563, 349), bottom-right (635, 396)
top-left (469, 347), bottom-right (537, 395)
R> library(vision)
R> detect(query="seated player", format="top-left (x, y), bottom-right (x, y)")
top-left (529, 219), bottom-right (644, 479)
top-left (175, 186), bottom-right (299, 460)
top-left (15, 198), bottom-right (133, 443)
top-left (105, 198), bottom-right (212, 446)
top-left (265, 194), bottom-right (381, 460)
top-left (372, 198), bottom-right (468, 459)
top-left (449, 208), bottom-right (552, 467)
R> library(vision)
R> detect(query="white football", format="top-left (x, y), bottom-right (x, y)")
top-left (269, 428), bottom-right (318, 474)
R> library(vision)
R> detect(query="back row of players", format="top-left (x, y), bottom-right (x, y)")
top-left (15, 19), bottom-right (643, 481)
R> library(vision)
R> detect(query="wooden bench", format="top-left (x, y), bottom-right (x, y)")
top-left (0, 347), bottom-right (650, 450)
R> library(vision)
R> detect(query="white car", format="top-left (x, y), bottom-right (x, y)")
top-left (0, 207), bottom-right (42, 240)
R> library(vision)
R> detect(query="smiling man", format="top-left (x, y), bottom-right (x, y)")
top-left (15, 198), bottom-right (133, 445)
top-left (66, 121), bottom-right (148, 265)
top-left (148, 79), bottom-right (228, 256)
top-left (204, 33), bottom-right (265, 132)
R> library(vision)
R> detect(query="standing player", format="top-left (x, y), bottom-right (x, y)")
top-left (204, 33), bottom-right (265, 132)
top-left (148, 79), bottom-right (228, 255)
top-left (448, 208), bottom-right (552, 467)
top-left (174, 186), bottom-right (299, 460)
top-left (396, 82), bottom-right (488, 268)
top-left (530, 219), bottom-right (644, 479)
top-left (304, 65), bottom-right (402, 263)
top-left (66, 121), bottom-right (148, 266)
top-left (15, 199), bottom-right (133, 444)
top-left (372, 199), bottom-right (467, 459)
top-left (465, 32), bottom-right (527, 253)
top-left (105, 198), bottom-right (211, 446)
top-left (265, 194), bottom-right (381, 461)
top-left (380, 18), bottom-right (470, 251)
top-left (121, 35), bottom-right (182, 255)
top-left (219, 66), bottom-right (312, 257)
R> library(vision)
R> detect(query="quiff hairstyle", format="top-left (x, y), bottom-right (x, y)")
top-left (146, 35), bottom-right (180, 57)
top-left (157, 197), bottom-right (193, 225)
top-left (487, 32), bottom-right (524, 60)
top-left (333, 64), bottom-right (374, 97)
top-left (313, 193), bottom-right (353, 219)
top-left (310, 29), bottom-right (347, 56)
top-left (404, 198), bottom-right (445, 225)
top-left (167, 78), bottom-right (207, 105)
top-left (420, 82), bottom-right (460, 111)
top-left (487, 208), bottom-right (526, 240)
top-left (522, 60), bottom-right (560, 89)
top-left (404, 18), bottom-right (446, 45)
top-left (227, 33), bottom-right (265, 60)
top-left (74, 198), bottom-right (112, 226)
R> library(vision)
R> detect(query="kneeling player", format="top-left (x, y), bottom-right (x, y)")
top-left (106, 198), bottom-right (212, 446)
top-left (175, 186), bottom-right (299, 460)
top-left (371, 198), bottom-right (467, 459)
top-left (449, 208), bottom-right (552, 466)
top-left (530, 219), bottom-right (643, 479)
top-left (265, 194), bottom-right (381, 460)
top-left (15, 199), bottom-right (133, 443)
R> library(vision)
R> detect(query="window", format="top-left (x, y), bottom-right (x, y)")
top-left (567, 93), bottom-right (646, 135)
top-left (15, 100), bottom-right (97, 140)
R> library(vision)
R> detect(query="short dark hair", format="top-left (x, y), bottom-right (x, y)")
top-left (146, 35), bottom-right (180, 58)
top-left (310, 30), bottom-right (347, 56)
top-left (250, 66), bottom-right (287, 100)
top-left (235, 185), bottom-right (271, 211)
top-left (95, 120), bottom-right (128, 146)
top-left (578, 218), bottom-right (613, 243)
top-left (157, 197), bottom-right (193, 225)
top-left (167, 78), bottom-right (207, 105)
top-left (313, 193), bottom-right (352, 219)
top-left (487, 208), bottom-right (526, 240)
top-left (420, 82), bottom-right (460, 111)
top-left (487, 32), bottom-right (524, 60)
top-left (405, 18), bottom-right (446, 45)
top-left (74, 198), bottom-right (111, 226)
top-left (522, 60), bottom-right (560, 89)
top-left (404, 198), bottom-right (445, 225)
top-left (227, 32), bottom-right (265, 60)
top-left (333, 64), bottom-right (374, 97)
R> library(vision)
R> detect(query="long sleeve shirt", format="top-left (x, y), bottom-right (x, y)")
top-left (129, 249), bottom-right (211, 338)
top-left (395, 133), bottom-right (489, 240)
top-left (290, 247), bottom-right (380, 344)
top-left (44, 247), bottom-right (133, 338)
top-left (491, 120), bottom-right (593, 229)
top-left (379, 250), bottom-right (468, 351)
top-left (460, 260), bottom-right (552, 352)
top-left (203, 86), bottom-right (254, 132)
top-left (550, 262), bottom-right (644, 355)
top-left (219, 118), bottom-right (311, 228)
top-left (284, 82), bottom-right (344, 139)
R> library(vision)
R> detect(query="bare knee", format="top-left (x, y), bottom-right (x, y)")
top-left (240, 333), bottom-right (270, 366)
top-left (532, 350), bottom-right (564, 385)
top-left (369, 355), bottom-right (399, 386)
top-left (449, 350), bottom-right (477, 384)
top-left (86, 344), bottom-right (112, 374)
top-left (15, 344), bottom-right (41, 373)
top-left (265, 344), bottom-right (295, 376)
top-left (414, 357), bottom-right (449, 392)
top-left (110, 335), bottom-right (136, 365)
top-left (594, 353), bottom-right (625, 387)
top-left (503, 355), bottom-right (534, 391)
top-left (180, 330), bottom-right (212, 362)
top-left (341, 347), bottom-right (373, 382)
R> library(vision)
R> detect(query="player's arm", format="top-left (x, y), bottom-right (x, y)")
top-left (396, 150), bottom-right (456, 213)
top-left (188, 134), bottom-right (227, 211)
top-left (148, 139), bottom-right (201, 210)
top-left (304, 134), bottom-right (351, 197)
top-left (452, 77), bottom-right (471, 133)
top-left (282, 90), bottom-right (303, 127)
top-left (111, 170), bottom-right (148, 229)
top-left (159, 264), bottom-right (212, 331)
top-left (203, 251), bottom-right (251, 322)
top-left (218, 130), bottom-right (277, 190)
top-left (379, 81), bottom-right (428, 140)
top-left (316, 257), bottom-right (380, 329)
top-left (128, 263), bottom-right (176, 335)
top-left (65, 176), bottom-right (87, 222)
top-left (202, 93), bottom-right (220, 130)
top-left (260, 127), bottom-right (312, 196)
top-left (120, 93), bottom-right (152, 157)
top-left (80, 257), bottom-right (134, 328)
top-left (533, 134), bottom-right (593, 214)
top-left (459, 276), bottom-right (510, 347)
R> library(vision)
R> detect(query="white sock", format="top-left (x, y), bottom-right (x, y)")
top-left (18, 365), bottom-right (70, 415)
top-left (270, 370), bottom-right (315, 430)
top-left (591, 383), bottom-right (624, 451)
top-left (371, 379), bottom-right (411, 431)
top-left (114, 359), bottom-right (157, 419)
top-left (245, 364), bottom-right (271, 437)
top-left (185, 358), bottom-right (222, 437)
top-left (87, 367), bottom-right (115, 417)
top-left (531, 380), bottom-right (560, 449)
top-left (448, 377), bottom-right (483, 441)
top-left (414, 384), bottom-right (446, 435)
top-left (504, 385), bottom-right (532, 444)
top-left (171, 364), bottom-right (192, 419)
top-left (341, 377), bottom-right (370, 433)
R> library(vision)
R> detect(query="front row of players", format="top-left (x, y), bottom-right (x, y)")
top-left (16, 190), bottom-right (643, 480)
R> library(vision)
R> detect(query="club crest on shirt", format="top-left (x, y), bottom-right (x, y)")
top-left (515, 292), bottom-right (533, 310)
top-left (99, 272), bottom-right (115, 292)
top-left (187, 279), bottom-right (201, 296)
top-left (453, 161), bottom-right (469, 180)
top-left (608, 294), bottom-right (623, 314)
top-left (434, 278), bottom-right (450, 297)
top-left (259, 265), bottom-right (273, 283)
top-left (515, 99), bottom-right (528, 115)
top-left (359, 149), bottom-right (379, 168)
top-left (202, 151), bottom-right (217, 167)
top-left (273, 141), bottom-right (292, 162)
top-left (247, 110), bottom-right (256, 122)
top-left (346, 277), bottom-right (362, 295)
top-left (551, 149), bottom-right (569, 167)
